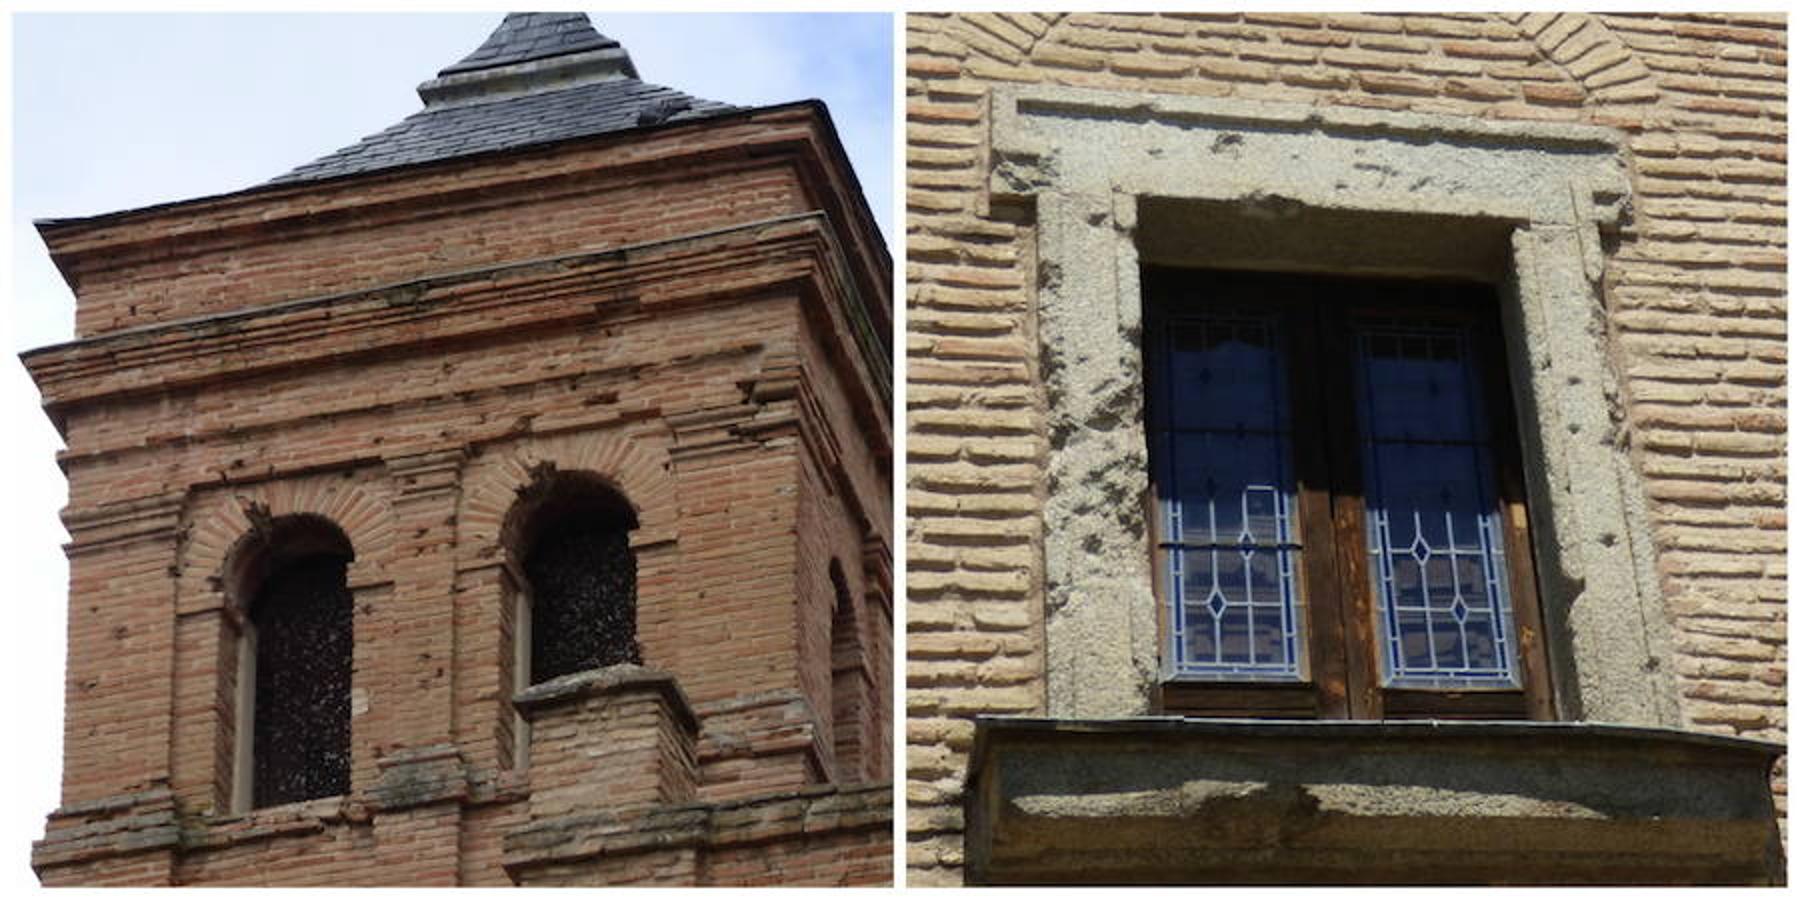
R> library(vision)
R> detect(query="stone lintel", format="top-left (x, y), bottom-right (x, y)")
top-left (991, 85), bottom-right (1630, 233)
top-left (966, 717), bottom-right (1785, 885)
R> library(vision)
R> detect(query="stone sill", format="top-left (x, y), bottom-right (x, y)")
top-left (513, 663), bottom-right (698, 733)
top-left (966, 717), bottom-right (1785, 885)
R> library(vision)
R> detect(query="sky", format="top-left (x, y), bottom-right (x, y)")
top-left (4, 10), bottom-right (893, 887)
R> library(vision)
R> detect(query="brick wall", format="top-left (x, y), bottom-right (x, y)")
top-left (30, 104), bottom-right (892, 885)
top-left (905, 12), bottom-right (1784, 885)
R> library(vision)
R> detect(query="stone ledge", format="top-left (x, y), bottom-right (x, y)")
top-left (32, 788), bottom-right (347, 870)
top-left (966, 717), bottom-right (1785, 885)
top-left (513, 664), bottom-right (699, 735)
top-left (31, 787), bottom-right (181, 871)
top-left (370, 743), bottom-right (471, 812)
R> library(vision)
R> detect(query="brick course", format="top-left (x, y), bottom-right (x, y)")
top-left (905, 11), bottom-right (1784, 885)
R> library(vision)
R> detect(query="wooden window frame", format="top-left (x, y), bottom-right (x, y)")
top-left (1144, 268), bottom-right (1554, 722)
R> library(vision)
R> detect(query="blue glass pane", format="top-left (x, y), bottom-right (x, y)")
top-left (1165, 319), bottom-right (1284, 432)
top-left (1360, 331), bottom-right (1485, 442)
top-left (1356, 324), bottom-right (1518, 689)
top-left (1169, 432), bottom-right (1287, 546)
top-left (1158, 310), bottom-right (1304, 683)
top-left (1368, 443), bottom-right (1495, 559)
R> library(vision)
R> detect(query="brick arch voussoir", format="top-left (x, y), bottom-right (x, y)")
top-left (184, 478), bottom-right (395, 603)
top-left (460, 430), bottom-right (677, 560)
top-left (920, 12), bottom-right (1066, 72)
top-left (1502, 12), bottom-right (1662, 108)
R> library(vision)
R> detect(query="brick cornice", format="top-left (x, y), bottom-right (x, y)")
top-left (38, 103), bottom-right (888, 359)
top-left (39, 105), bottom-right (833, 282)
top-left (62, 493), bottom-right (184, 556)
top-left (27, 213), bottom-right (865, 427)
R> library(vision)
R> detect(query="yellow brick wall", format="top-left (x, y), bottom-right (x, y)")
top-left (905, 12), bottom-right (1785, 885)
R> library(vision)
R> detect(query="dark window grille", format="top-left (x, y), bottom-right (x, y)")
top-left (510, 472), bottom-right (641, 686)
top-left (250, 552), bottom-right (353, 808)
top-left (525, 511), bottom-right (640, 683)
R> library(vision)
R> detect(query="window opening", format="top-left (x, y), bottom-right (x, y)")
top-left (1353, 322), bottom-right (1519, 689)
top-left (1156, 312), bottom-right (1305, 681)
top-left (515, 473), bottom-right (640, 684)
top-left (237, 517), bottom-right (354, 809)
top-left (1145, 268), bottom-right (1549, 720)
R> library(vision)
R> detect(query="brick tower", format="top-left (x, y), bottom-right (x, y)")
top-left (26, 13), bottom-right (891, 886)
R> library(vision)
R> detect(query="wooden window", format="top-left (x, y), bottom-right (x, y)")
top-left (1144, 269), bottom-right (1552, 721)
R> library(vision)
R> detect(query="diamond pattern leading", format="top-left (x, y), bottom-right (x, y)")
top-left (1354, 323), bottom-right (1519, 689)
top-left (1158, 312), bottom-right (1305, 681)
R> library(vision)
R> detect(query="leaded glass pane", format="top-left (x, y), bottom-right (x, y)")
top-left (1157, 311), bottom-right (1305, 681)
top-left (1355, 323), bottom-right (1519, 689)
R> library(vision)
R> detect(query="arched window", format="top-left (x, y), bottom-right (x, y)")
top-left (228, 513), bottom-right (354, 811)
top-left (509, 470), bottom-right (641, 685)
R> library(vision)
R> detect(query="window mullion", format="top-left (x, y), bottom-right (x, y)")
top-left (1312, 293), bottom-right (1386, 720)
top-left (1286, 294), bottom-right (1351, 719)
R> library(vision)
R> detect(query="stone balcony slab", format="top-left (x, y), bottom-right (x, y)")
top-left (966, 717), bottom-right (1785, 885)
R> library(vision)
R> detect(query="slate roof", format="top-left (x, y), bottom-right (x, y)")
top-left (438, 12), bottom-right (618, 75)
top-left (269, 13), bottom-right (736, 186)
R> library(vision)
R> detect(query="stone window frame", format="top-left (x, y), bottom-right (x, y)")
top-left (989, 85), bottom-right (1681, 728)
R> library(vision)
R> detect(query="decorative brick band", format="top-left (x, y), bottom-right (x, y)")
top-left (32, 788), bottom-right (182, 874)
top-left (501, 782), bottom-right (891, 883)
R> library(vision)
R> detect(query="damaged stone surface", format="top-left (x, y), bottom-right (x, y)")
top-left (966, 717), bottom-right (1785, 885)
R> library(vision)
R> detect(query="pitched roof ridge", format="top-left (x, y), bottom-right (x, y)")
top-left (437, 12), bottom-right (619, 77)
top-left (266, 13), bottom-right (739, 186)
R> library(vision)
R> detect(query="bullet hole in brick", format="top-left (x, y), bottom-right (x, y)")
top-left (526, 514), bottom-right (639, 683)
top-left (251, 553), bottom-right (352, 808)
